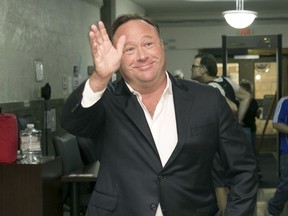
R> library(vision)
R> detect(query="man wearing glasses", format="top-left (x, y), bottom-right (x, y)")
top-left (191, 53), bottom-right (252, 124)
top-left (191, 53), bottom-right (253, 213)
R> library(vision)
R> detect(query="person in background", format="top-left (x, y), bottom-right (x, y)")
top-left (191, 53), bottom-right (253, 213)
top-left (61, 14), bottom-right (258, 216)
top-left (267, 95), bottom-right (288, 216)
top-left (191, 53), bottom-right (252, 123)
top-left (240, 79), bottom-right (261, 148)
top-left (239, 79), bottom-right (261, 149)
top-left (239, 79), bottom-right (263, 180)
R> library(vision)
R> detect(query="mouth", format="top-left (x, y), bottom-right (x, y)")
top-left (134, 62), bottom-right (154, 70)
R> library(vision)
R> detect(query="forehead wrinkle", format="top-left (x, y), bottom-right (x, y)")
top-left (124, 34), bottom-right (154, 46)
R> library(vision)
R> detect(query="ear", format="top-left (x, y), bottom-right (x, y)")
top-left (160, 39), bottom-right (164, 49)
top-left (201, 66), bottom-right (207, 74)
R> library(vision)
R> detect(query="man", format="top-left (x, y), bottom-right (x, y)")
top-left (191, 53), bottom-right (254, 213)
top-left (239, 79), bottom-right (261, 149)
top-left (61, 14), bottom-right (258, 216)
top-left (191, 53), bottom-right (252, 124)
top-left (268, 96), bottom-right (288, 216)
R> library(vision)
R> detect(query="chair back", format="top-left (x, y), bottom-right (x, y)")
top-left (53, 133), bottom-right (84, 175)
top-left (53, 133), bottom-right (84, 203)
top-left (76, 137), bottom-right (100, 166)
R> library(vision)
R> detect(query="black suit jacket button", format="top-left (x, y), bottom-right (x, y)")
top-left (158, 175), bottom-right (166, 181)
top-left (150, 203), bottom-right (157, 211)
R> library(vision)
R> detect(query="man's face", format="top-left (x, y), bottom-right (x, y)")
top-left (113, 20), bottom-right (166, 89)
top-left (191, 57), bottom-right (204, 82)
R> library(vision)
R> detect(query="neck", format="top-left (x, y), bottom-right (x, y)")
top-left (132, 72), bottom-right (167, 96)
top-left (141, 75), bottom-right (167, 118)
top-left (203, 75), bottom-right (217, 84)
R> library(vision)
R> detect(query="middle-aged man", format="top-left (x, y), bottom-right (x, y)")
top-left (191, 53), bottom-right (254, 213)
top-left (191, 53), bottom-right (252, 125)
top-left (61, 14), bottom-right (258, 216)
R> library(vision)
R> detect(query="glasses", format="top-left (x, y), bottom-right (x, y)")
top-left (192, 64), bottom-right (202, 69)
top-left (191, 64), bottom-right (202, 72)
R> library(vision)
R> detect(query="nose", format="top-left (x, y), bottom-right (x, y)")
top-left (136, 46), bottom-right (148, 61)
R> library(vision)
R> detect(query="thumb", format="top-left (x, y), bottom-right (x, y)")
top-left (116, 35), bottom-right (126, 55)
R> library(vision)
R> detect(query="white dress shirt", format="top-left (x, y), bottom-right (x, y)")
top-left (81, 73), bottom-right (178, 216)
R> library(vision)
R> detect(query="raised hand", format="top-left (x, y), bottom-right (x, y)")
top-left (88, 21), bottom-right (126, 91)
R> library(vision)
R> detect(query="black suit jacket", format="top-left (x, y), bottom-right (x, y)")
top-left (61, 74), bottom-right (258, 216)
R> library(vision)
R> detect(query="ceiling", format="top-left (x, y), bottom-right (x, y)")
top-left (130, 0), bottom-right (288, 26)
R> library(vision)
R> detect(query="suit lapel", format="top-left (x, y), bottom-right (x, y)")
top-left (125, 96), bottom-right (157, 149)
top-left (164, 79), bottom-right (194, 168)
top-left (114, 81), bottom-right (159, 156)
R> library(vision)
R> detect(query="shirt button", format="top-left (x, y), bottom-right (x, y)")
top-left (150, 203), bottom-right (157, 211)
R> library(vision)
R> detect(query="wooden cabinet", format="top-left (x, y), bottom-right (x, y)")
top-left (0, 157), bottom-right (62, 216)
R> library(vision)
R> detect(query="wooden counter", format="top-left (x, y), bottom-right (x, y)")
top-left (0, 156), bottom-right (62, 216)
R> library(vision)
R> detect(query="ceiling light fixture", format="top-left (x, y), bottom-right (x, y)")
top-left (222, 0), bottom-right (257, 29)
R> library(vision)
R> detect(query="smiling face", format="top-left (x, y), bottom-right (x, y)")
top-left (113, 19), bottom-right (166, 92)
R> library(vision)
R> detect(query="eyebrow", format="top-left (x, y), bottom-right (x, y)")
top-left (123, 35), bottom-right (155, 45)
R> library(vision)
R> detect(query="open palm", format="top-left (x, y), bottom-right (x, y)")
top-left (89, 21), bottom-right (126, 79)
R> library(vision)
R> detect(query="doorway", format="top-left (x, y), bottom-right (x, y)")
top-left (222, 34), bottom-right (285, 187)
top-left (217, 58), bottom-right (278, 141)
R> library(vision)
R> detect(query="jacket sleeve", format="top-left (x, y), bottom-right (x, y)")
top-left (60, 81), bottom-right (105, 139)
top-left (216, 91), bottom-right (259, 216)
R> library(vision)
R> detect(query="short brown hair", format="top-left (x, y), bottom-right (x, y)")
top-left (110, 14), bottom-right (160, 39)
top-left (194, 53), bottom-right (218, 76)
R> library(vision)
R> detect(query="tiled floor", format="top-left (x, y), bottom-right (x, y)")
top-left (256, 188), bottom-right (288, 216)
top-left (254, 150), bottom-right (288, 216)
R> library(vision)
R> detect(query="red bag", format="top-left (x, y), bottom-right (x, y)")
top-left (0, 113), bottom-right (18, 163)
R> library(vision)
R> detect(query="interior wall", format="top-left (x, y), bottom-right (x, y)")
top-left (0, 0), bottom-right (102, 103)
top-left (160, 24), bottom-right (288, 80)
top-left (1, 0), bottom-right (287, 104)
top-left (115, 0), bottom-right (145, 17)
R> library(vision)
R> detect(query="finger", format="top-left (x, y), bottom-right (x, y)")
top-left (98, 21), bottom-right (110, 42)
top-left (90, 24), bottom-right (98, 33)
top-left (89, 24), bottom-right (99, 47)
top-left (89, 31), bottom-right (104, 57)
top-left (91, 21), bottom-right (108, 46)
top-left (89, 30), bottom-right (95, 47)
top-left (89, 33), bottom-right (101, 61)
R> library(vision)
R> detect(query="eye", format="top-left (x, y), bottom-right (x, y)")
top-left (145, 42), bottom-right (154, 48)
top-left (124, 47), bottom-right (135, 55)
